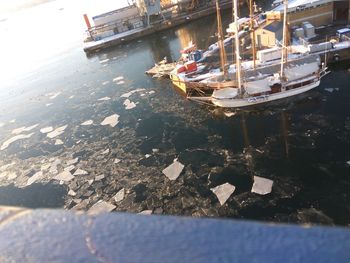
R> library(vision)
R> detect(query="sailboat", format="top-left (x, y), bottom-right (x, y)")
top-left (188, 0), bottom-right (329, 108)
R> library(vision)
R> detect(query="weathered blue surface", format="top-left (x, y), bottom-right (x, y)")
top-left (0, 207), bottom-right (350, 263)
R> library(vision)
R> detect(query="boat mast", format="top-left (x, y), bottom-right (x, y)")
top-left (216, 0), bottom-right (228, 79)
top-left (233, 0), bottom-right (242, 91)
top-left (280, 0), bottom-right (288, 80)
top-left (250, 0), bottom-right (256, 69)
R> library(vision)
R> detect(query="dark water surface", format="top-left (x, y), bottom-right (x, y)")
top-left (0, 0), bottom-right (350, 226)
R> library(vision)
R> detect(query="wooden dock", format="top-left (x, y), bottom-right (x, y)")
top-left (83, 1), bottom-right (232, 53)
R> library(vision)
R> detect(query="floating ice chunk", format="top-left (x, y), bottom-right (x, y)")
top-left (66, 158), bottom-right (79, 166)
top-left (11, 124), bottom-right (38, 134)
top-left (162, 159), bottom-right (184, 180)
top-left (101, 149), bottom-right (110, 155)
top-left (114, 158), bottom-right (121, 164)
top-left (98, 96), bottom-right (111, 101)
top-left (224, 112), bottom-right (236, 117)
top-left (325, 88), bottom-right (334, 93)
top-left (27, 171), bottom-right (43, 186)
top-left (138, 210), bottom-right (152, 215)
top-left (210, 183), bottom-right (235, 206)
top-left (145, 154), bottom-right (151, 158)
top-left (64, 165), bottom-right (75, 172)
top-left (120, 91), bottom-right (133, 98)
top-left (251, 176), bottom-right (273, 195)
top-left (7, 172), bottom-right (17, 180)
top-left (116, 80), bottom-right (125, 85)
top-left (347, 161), bottom-right (350, 165)
top-left (49, 92), bottom-right (61, 100)
top-left (1, 133), bottom-right (34, 150)
top-left (95, 174), bottom-right (105, 181)
top-left (123, 99), bottom-right (136, 110)
top-left (99, 59), bottom-right (109, 64)
top-left (81, 120), bottom-right (93, 126)
top-left (114, 188), bottom-right (125, 202)
top-left (113, 76), bottom-right (124, 82)
top-left (73, 169), bottom-right (88, 176)
top-left (101, 114), bottom-right (119, 127)
top-left (9, 119), bottom-right (16, 123)
top-left (148, 90), bottom-right (155, 95)
top-left (102, 81), bottom-right (110, 86)
top-left (68, 189), bottom-right (77, 196)
top-left (55, 139), bottom-right (64, 145)
top-left (152, 148), bottom-right (159, 153)
top-left (46, 103), bottom-right (53, 107)
top-left (68, 95), bottom-right (75, 99)
top-left (88, 200), bottom-right (116, 215)
top-left (47, 125), bottom-right (67, 139)
top-left (88, 179), bottom-right (94, 185)
top-left (54, 171), bottom-right (74, 182)
top-left (40, 126), bottom-right (53, 134)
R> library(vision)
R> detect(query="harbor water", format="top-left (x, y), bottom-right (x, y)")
top-left (0, 0), bottom-right (350, 225)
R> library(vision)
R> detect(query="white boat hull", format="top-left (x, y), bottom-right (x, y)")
top-left (211, 78), bottom-right (320, 108)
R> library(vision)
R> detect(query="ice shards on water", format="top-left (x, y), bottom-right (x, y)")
top-left (251, 176), bottom-right (273, 195)
top-left (27, 171), bottom-right (43, 186)
top-left (123, 99), bottom-right (136, 110)
top-left (114, 188), bottom-right (125, 202)
top-left (47, 125), bottom-right (67, 139)
top-left (81, 120), bottom-right (93, 126)
top-left (210, 183), bottom-right (235, 206)
top-left (162, 159), bottom-right (184, 181)
top-left (73, 169), bottom-right (88, 176)
top-left (1, 133), bottom-right (34, 150)
top-left (101, 114), bottom-right (119, 127)
top-left (54, 170), bottom-right (74, 182)
top-left (12, 124), bottom-right (38, 134)
top-left (98, 97), bottom-right (111, 101)
top-left (88, 200), bottom-right (116, 215)
top-left (40, 126), bottom-right (53, 134)
top-left (113, 76), bottom-right (124, 82)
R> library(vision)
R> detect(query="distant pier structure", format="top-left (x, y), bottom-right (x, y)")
top-left (82, 0), bottom-right (233, 53)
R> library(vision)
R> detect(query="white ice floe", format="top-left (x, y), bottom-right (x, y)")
top-left (68, 95), bottom-right (75, 99)
top-left (66, 158), bottom-right (79, 166)
top-left (64, 165), bottom-right (75, 172)
top-left (162, 159), bottom-right (184, 181)
top-left (54, 170), bottom-right (74, 182)
top-left (347, 161), bottom-right (350, 165)
top-left (55, 139), bottom-right (64, 145)
top-left (97, 96), bottom-right (111, 101)
top-left (120, 88), bottom-right (146, 98)
top-left (73, 169), bottom-right (88, 176)
top-left (88, 200), bottom-right (116, 215)
top-left (101, 114), bottom-right (119, 127)
top-left (47, 125), bottom-right (67, 139)
top-left (251, 176), bottom-right (273, 195)
top-left (145, 154), bottom-right (151, 158)
top-left (49, 92), bottom-right (61, 100)
top-left (7, 172), bottom-right (17, 180)
top-left (68, 190), bottom-right (77, 196)
top-left (101, 149), bottom-right (110, 155)
top-left (95, 174), bottom-right (105, 181)
top-left (211, 183), bottom-right (236, 206)
top-left (113, 76), bottom-right (124, 82)
top-left (114, 158), bottom-right (121, 164)
top-left (152, 148), bottom-right (159, 153)
top-left (325, 88), bottom-right (334, 93)
top-left (138, 210), bottom-right (152, 215)
top-left (123, 99), bottom-right (136, 110)
top-left (81, 120), bottom-right (93, 126)
top-left (224, 112), bottom-right (236, 117)
top-left (99, 59), bottom-right (109, 64)
top-left (46, 103), bottom-right (53, 107)
top-left (12, 124), bottom-right (38, 135)
top-left (102, 81), bottom-right (110, 86)
top-left (88, 179), bottom-right (94, 185)
top-left (27, 171), bottom-right (43, 186)
top-left (114, 188), bottom-right (125, 202)
top-left (116, 80), bottom-right (125, 85)
top-left (148, 90), bottom-right (155, 95)
top-left (40, 126), bottom-right (53, 134)
top-left (1, 133), bottom-right (34, 150)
